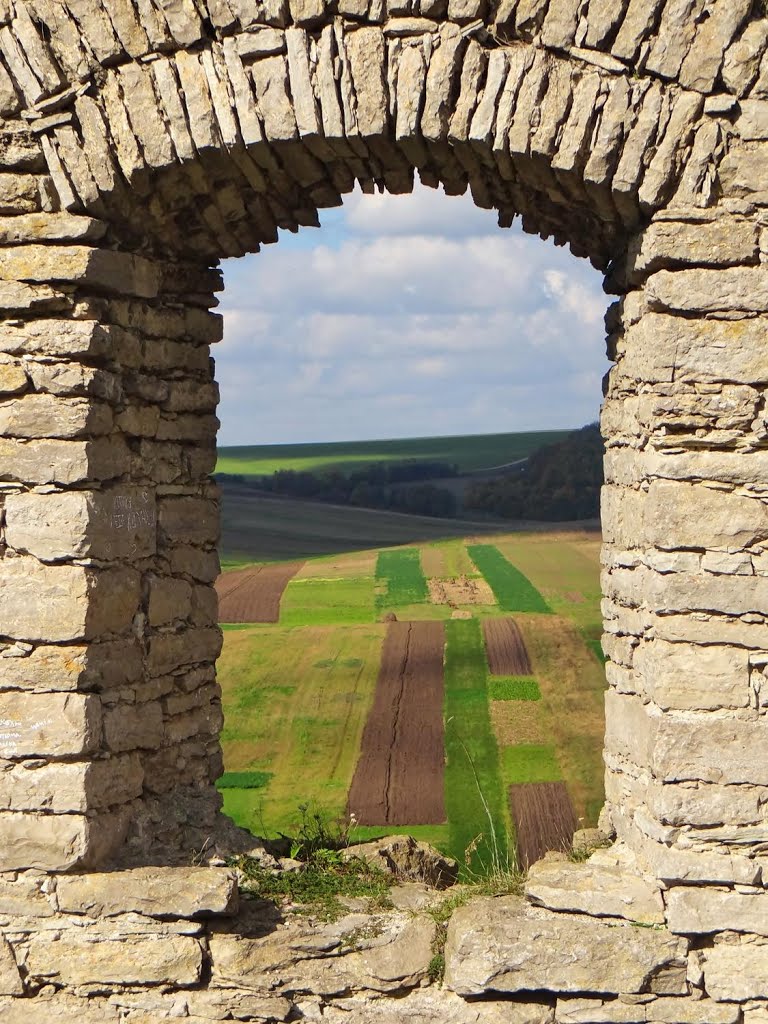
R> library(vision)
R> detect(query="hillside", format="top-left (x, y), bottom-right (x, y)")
top-left (216, 429), bottom-right (570, 477)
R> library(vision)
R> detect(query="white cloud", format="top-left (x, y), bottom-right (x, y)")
top-left (216, 185), bottom-right (609, 446)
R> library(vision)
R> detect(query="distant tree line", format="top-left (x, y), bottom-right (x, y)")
top-left (217, 461), bottom-right (460, 519)
top-left (464, 424), bottom-right (604, 522)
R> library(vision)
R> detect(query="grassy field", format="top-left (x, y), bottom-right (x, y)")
top-left (216, 527), bottom-right (606, 869)
top-left (217, 430), bottom-right (569, 477)
top-left (375, 548), bottom-right (428, 610)
top-left (467, 545), bottom-right (552, 613)
top-left (218, 623), bottom-right (386, 835)
top-left (444, 619), bottom-right (509, 873)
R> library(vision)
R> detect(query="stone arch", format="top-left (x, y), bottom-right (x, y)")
top-left (0, 0), bottom-right (767, 1016)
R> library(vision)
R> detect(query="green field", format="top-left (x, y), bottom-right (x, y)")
top-left (375, 548), bottom-right (428, 609)
top-left (217, 430), bottom-right (569, 477)
top-left (216, 528), bottom-right (606, 871)
top-left (467, 545), bottom-right (551, 613)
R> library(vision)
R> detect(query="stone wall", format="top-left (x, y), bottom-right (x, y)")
top-left (0, 0), bottom-right (766, 1018)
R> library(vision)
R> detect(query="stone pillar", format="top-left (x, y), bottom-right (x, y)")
top-left (601, 206), bottom-right (768, 918)
top-left (0, 225), bottom-right (225, 870)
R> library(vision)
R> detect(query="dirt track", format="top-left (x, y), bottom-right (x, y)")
top-left (483, 618), bottom-right (533, 676)
top-left (509, 782), bottom-right (578, 869)
top-left (348, 621), bottom-right (446, 826)
top-left (215, 563), bottom-right (302, 623)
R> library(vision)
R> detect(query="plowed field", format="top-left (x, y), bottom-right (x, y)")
top-left (509, 781), bottom-right (578, 869)
top-left (216, 563), bottom-right (302, 623)
top-left (483, 618), bottom-right (533, 676)
top-left (348, 621), bottom-right (446, 826)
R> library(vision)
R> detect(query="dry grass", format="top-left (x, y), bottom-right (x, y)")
top-left (295, 550), bottom-right (378, 580)
top-left (490, 701), bottom-right (549, 745)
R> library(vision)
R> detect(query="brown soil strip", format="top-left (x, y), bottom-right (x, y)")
top-left (348, 621), bottom-right (446, 826)
top-left (215, 563), bottom-right (302, 623)
top-left (483, 618), bottom-right (533, 676)
top-left (509, 782), bottom-right (578, 870)
top-left (428, 576), bottom-right (495, 606)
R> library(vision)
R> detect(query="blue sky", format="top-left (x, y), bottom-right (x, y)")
top-left (216, 184), bottom-right (609, 447)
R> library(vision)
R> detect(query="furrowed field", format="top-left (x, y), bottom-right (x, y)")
top-left (215, 517), bottom-right (605, 875)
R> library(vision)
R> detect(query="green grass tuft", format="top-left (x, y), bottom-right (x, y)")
top-left (488, 677), bottom-right (541, 701)
top-left (467, 545), bottom-right (551, 613)
top-left (375, 548), bottom-right (428, 609)
top-left (217, 770), bottom-right (272, 790)
top-left (502, 744), bottom-right (563, 784)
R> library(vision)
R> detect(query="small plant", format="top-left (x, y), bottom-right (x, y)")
top-left (427, 953), bottom-right (445, 983)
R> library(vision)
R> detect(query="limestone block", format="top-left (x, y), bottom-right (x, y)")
top-left (0, 691), bottom-right (101, 758)
top-left (55, 866), bottom-right (238, 918)
top-left (0, 355), bottom-right (26, 395)
top-left (0, 936), bottom-right (21, 995)
top-left (648, 267), bottom-right (768, 314)
top-left (0, 173), bottom-right (41, 214)
top-left (0, 809), bottom-right (127, 871)
top-left (524, 854), bottom-right (664, 924)
top-left (556, 997), bottom-right (740, 1023)
top-left (346, 26), bottom-right (388, 137)
top-left (702, 940), bottom-right (768, 1001)
top-left (158, 496), bottom-right (219, 547)
top-left (627, 220), bottom-right (758, 278)
top-left (148, 575), bottom-right (193, 626)
top-left (185, 991), bottom-right (293, 1022)
top-left (651, 708), bottom-right (768, 787)
top-left (646, 779), bottom-right (768, 828)
top-left (0, 644), bottom-right (87, 692)
top-left (0, 393), bottom-right (112, 439)
top-left (289, 0), bottom-right (324, 24)
top-left (0, 245), bottom-right (161, 298)
top-left (2, 756), bottom-right (69, 815)
top-left (666, 887), bottom-right (768, 936)
top-left (540, 0), bottom-right (581, 50)
top-left (0, 871), bottom-right (55, 917)
top-left (720, 143), bottom-right (768, 197)
top-left (634, 641), bottom-right (750, 712)
top-left (4, 488), bottom-right (157, 562)
top-left (147, 628), bottom-right (222, 676)
top-left (619, 313), bottom-right (768, 386)
top-left (0, 212), bottom-right (106, 245)
top-left (0, 558), bottom-right (140, 642)
top-left (103, 701), bottom-right (164, 753)
top-left (0, 996), bottom-right (120, 1023)
top-left (444, 897), bottom-right (687, 997)
top-left (626, 824), bottom-right (761, 887)
top-left (722, 20), bottom-right (768, 96)
top-left (679, 0), bottom-right (752, 94)
top-left (210, 913), bottom-right (435, 995)
top-left (24, 932), bottom-right (203, 986)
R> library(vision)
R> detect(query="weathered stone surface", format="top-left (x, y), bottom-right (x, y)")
top-left (0, 691), bottom-right (101, 759)
top-left (4, 487), bottom-right (157, 561)
top-left (666, 887), bottom-right (768, 936)
top-left (56, 866), bottom-right (238, 918)
top-left (0, 935), bottom-right (22, 995)
top-left (444, 897), bottom-right (687, 996)
top-left (702, 940), bottom-right (768, 1002)
top-left (0, 558), bottom-right (140, 642)
top-left (0, 810), bottom-right (127, 871)
top-left (0, 245), bottom-right (160, 297)
top-left (25, 932), bottom-right (203, 986)
top-left (210, 910), bottom-right (435, 995)
top-left (525, 848), bottom-right (664, 924)
top-left (343, 835), bottom-right (458, 889)
top-left (556, 996), bottom-right (740, 1023)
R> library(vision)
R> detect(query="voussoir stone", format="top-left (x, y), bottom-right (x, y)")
top-left (524, 847), bottom-right (664, 924)
top-left (55, 866), bottom-right (238, 919)
top-left (444, 896), bottom-right (688, 997)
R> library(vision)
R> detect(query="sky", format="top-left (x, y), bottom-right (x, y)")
top-left (215, 183), bottom-right (609, 447)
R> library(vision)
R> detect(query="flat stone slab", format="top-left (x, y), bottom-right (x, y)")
top-left (444, 896), bottom-right (688, 997)
top-left (525, 847), bottom-right (665, 924)
top-left (55, 867), bottom-right (238, 919)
